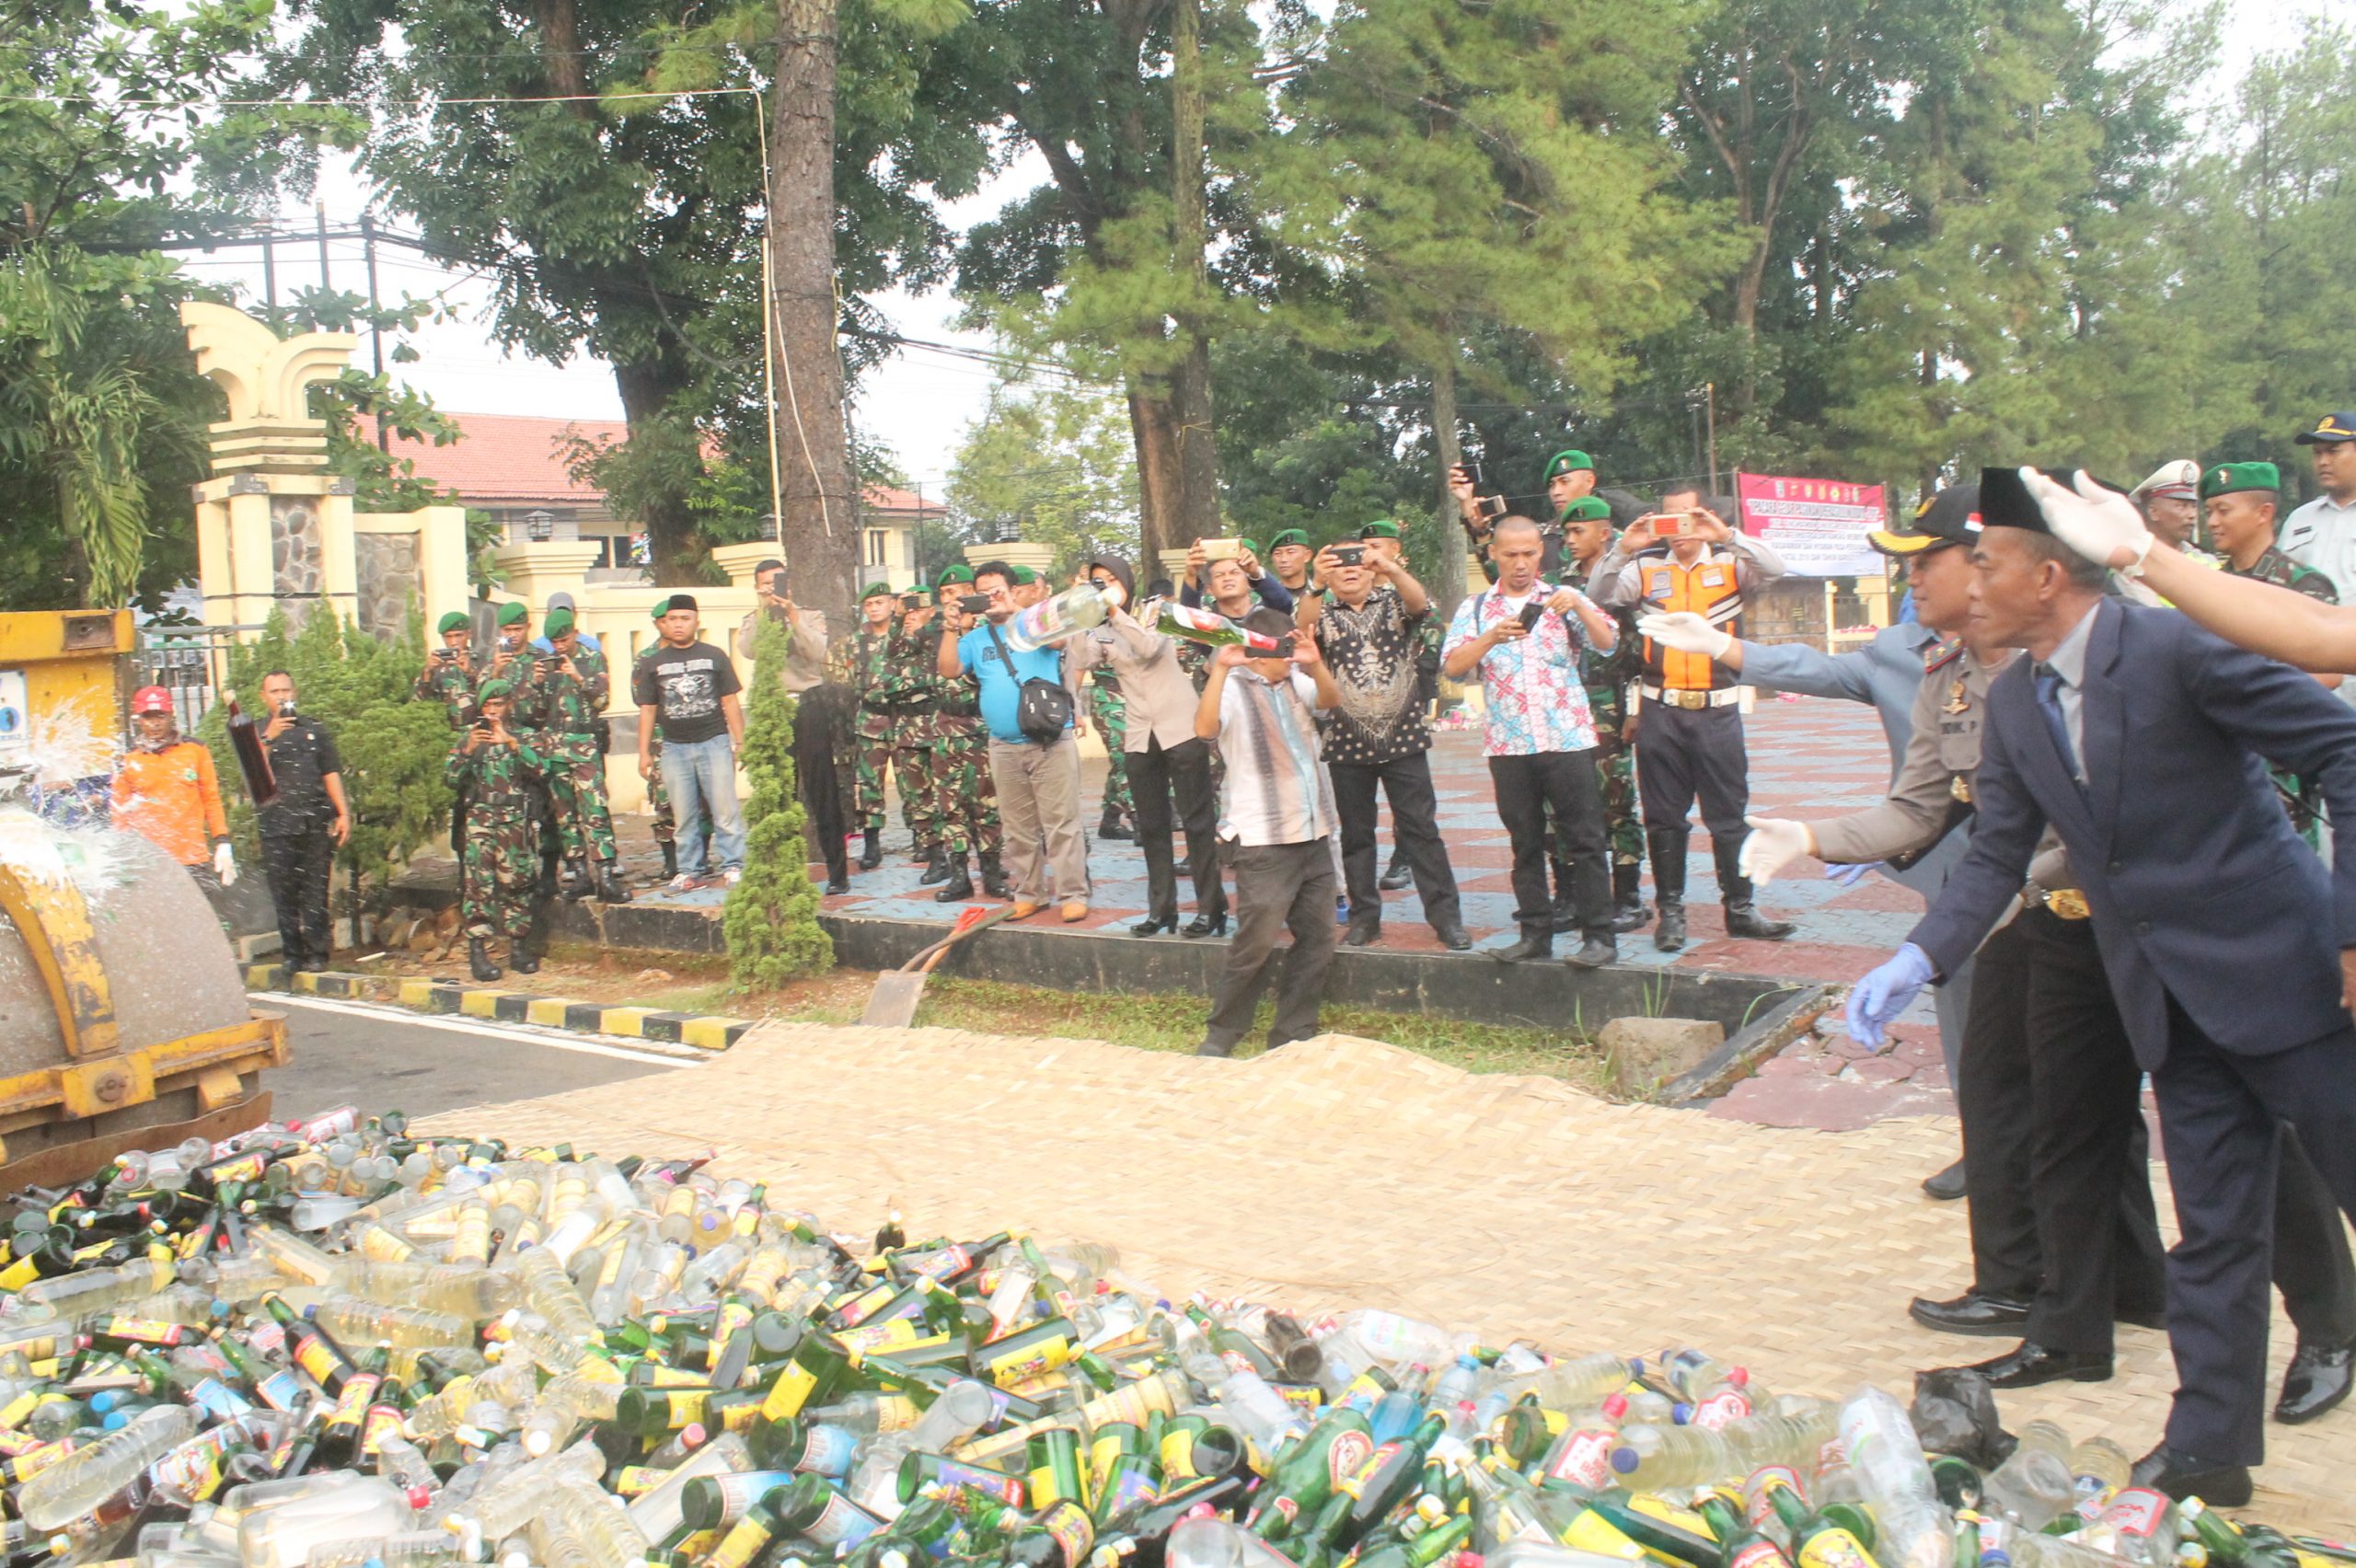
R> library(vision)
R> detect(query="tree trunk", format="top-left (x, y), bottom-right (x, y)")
top-left (768, 0), bottom-right (860, 619)
top-left (1129, 377), bottom-right (1185, 570)
top-left (613, 360), bottom-right (702, 585)
top-left (1165, 0), bottom-right (1221, 559)
top-left (1430, 351), bottom-right (1468, 623)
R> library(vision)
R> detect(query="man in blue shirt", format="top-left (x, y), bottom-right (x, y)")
top-left (937, 560), bottom-right (1091, 922)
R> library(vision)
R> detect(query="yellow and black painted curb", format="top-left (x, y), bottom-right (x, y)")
top-left (243, 964), bottom-right (753, 1052)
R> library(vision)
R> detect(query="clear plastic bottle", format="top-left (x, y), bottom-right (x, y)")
top-left (2068, 1436), bottom-right (2133, 1508)
top-left (1166, 1517), bottom-right (1315, 1568)
top-left (519, 1370), bottom-right (624, 1456)
top-left (511, 1248), bottom-right (600, 1343)
top-left (308, 1530), bottom-right (466, 1568)
top-left (1836, 1386), bottom-right (1953, 1568)
top-left (14, 1253), bottom-right (177, 1321)
top-left (336, 1261), bottom-right (517, 1322)
top-left (1608, 1423), bottom-right (1731, 1493)
top-left (1495, 1351), bottom-right (1634, 1413)
top-left (19, 1401), bottom-right (194, 1528)
top-left (1001, 583), bottom-right (1114, 652)
top-left (623, 1429), bottom-right (750, 1542)
top-left (447, 1440), bottom-right (607, 1541)
top-left (546, 1470), bottom-right (651, 1568)
top-left (1723, 1399), bottom-right (1838, 1474)
top-left (1981, 1419), bottom-right (2076, 1530)
top-left (312, 1296), bottom-right (472, 1353)
top-left (2086, 1488), bottom-right (2180, 1568)
top-left (237, 1473), bottom-right (414, 1568)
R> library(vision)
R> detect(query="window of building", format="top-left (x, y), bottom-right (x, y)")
top-left (866, 529), bottom-right (888, 567)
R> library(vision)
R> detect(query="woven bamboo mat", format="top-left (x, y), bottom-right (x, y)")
top-left (421, 1025), bottom-right (2356, 1532)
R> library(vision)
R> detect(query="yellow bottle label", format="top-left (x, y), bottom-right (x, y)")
top-left (450, 1204), bottom-right (491, 1265)
top-left (359, 1225), bottom-right (414, 1263)
top-left (1796, 1529), bottom-right (1878, 1568)
top-left (761, 1361), bottom-right (820, 1422)
top-left (707, 1516), bottom-right (776, 1568)
top-left (1560, 1514), bottom-right (1646, 1561)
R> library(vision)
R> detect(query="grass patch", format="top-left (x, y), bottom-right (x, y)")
top-left (881, 977), bottom-right (1610, 1090)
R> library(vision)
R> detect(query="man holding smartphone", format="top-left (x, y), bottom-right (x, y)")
top-left (1450, 449), bottom-right (1595, 582)
top-left (1441, 516), bottom-right (1623, 969)
top-left (1592, 488), bottom-right (1794, 951)
top-left (414, 610), bottom-right (483, 728)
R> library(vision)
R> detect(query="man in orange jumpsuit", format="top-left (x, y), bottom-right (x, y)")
top-left (110, 686), bottom-right (236, 889)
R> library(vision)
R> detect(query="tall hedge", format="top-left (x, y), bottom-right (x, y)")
top-left (722, 613), bottom-right (834, 986)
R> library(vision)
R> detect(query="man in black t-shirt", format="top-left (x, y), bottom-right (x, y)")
top-left (631, 594), bottom-right (746, 890)
top-left (254, 670), bottom-right (351, 973)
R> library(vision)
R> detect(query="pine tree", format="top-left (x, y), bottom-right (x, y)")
top-left (722, 614), bottom-right (835, 986)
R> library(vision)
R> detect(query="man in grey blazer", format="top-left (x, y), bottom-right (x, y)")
top-left (1848, 467), bottom-right (2356, 1505)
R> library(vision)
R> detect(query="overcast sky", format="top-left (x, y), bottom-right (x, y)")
top-left (179, 1), bottom-right (2303, 500)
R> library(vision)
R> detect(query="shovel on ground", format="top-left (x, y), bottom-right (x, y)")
top-left (859, 903), bottom-right (1022, 1027)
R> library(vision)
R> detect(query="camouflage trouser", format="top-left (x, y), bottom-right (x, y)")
top-left (892, 710), bottom-right (937, 847)
top-left (645, 734), bottom-right (676, 846)
top-left (541, 732), bottom-right (618, 863)
top-left (460, 810), bottom-right (537, 941)
top-left (927, 713), bottom-right (1001, 859)
top-left (854, 708), bottom-right (895, 830)
top-left (1598, 742), bottom-right (1643, 867)
top-left (1091, 683), bottom-right (1131, 820)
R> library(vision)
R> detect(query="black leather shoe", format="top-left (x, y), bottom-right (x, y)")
top-left (824, 877), bottom-right (851, 895)
top-left (1182, 913), bottom-right (1228, 939)
top-left (1434, 925), bottom-right (1473, 951)
top-left (1724, 902), bottom-right (1796, 940)
top-left (1098, 813), bottom-right (1134, 842)
top-left (2276, 1338), bottom-right (2355, 1424)
top-left (1922, 1159), bottom-right (1968, 1201)
top-left (2129, 1443), bottom-right (2253, 1505)
top-left (1492, 934), bottom-right (1553, 963)
top-left (1130, 916), bottom-right (1175, 937)
top-left (468, 938), bottom-right (501, 983)
top-left (1957, 1341), bottom-right (2111, 1389)
top-left (1343, 923), bottom-right (1380, 949)
top-left (1655, 903), bottom-right (1687, 951)
top-left (1564, 934), bottom-right (1616, 970)
top-left (1909, 1290), bottom-right (2033, 1336)
top-left (1379, 861), bottom-right (1412, 892)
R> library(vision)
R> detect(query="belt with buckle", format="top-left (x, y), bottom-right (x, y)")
top-left (1950, 775), bottom-right (1974, 804)
top-left (1637, 684), bottom-right (1740, 709)
top-left (2023, 884), bottom-right (2091, 920)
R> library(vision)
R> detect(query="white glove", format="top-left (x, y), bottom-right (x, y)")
top-left (213, 843), bottom-right (237, 886)
top-left (1738, 815), bottom-right (1814, 884)
top-left (1636, 610), bottom-right (1733, 660)
top-left (2019, 467), bottom-right (2152, 573)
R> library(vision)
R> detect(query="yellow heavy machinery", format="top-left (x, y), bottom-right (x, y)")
top-left (0, 610), bottom-right (286, 1186)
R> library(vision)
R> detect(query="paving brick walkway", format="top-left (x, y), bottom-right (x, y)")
top-left (421, 1026), bottom-right (2355, 1533)
top-left (613, 695), bottom-right (1955, 1132)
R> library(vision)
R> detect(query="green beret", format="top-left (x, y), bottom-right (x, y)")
top-left (1007, 565), bottom-right (1039, 587)
top-left (436, 611), bottom-right (469, 635)
top-left (2200, 460), bottom-right (2281, 500)
top-left (495, 601), bottom-right (528, 627)
top-left (1559, 497), bottom-right (1613, 524)
top-left (543, 606), bottom-right (574, 636)
top-left (1237, 539), bottom-right (1262, 559)
top-left (1267, 529), bottom-right (1311, 552)
top-left (650, 602), bottom-right (670, 621)
top-left (1357, 519), bottom-right (1403, 540)
top-left (938, 564), bottom-right (975, 585)
top-left (860, 582), bottom-right (896, 602)
top-left (1542, 449), bottom-right (1595, 481)
top-left (476, 679), bottom-right (513, 701)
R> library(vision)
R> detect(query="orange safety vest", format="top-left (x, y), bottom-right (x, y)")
top-left (111, 739), bottom-right (227, 867)
top-left (1637, 552), bottom-right (1746, 691)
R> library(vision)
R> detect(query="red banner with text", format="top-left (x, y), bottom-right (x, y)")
top-left (1735, 473), bottom-right (1888, 577)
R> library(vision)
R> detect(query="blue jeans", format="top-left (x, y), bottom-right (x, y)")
top-left (660, 733), bottom-right (745, 874)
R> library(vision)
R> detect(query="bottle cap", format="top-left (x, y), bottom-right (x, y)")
top-left (1611, 1447), bottom-right (1639, 1474)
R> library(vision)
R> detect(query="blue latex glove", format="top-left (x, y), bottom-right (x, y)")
top-left (1824, 861), bottom-right (1878, 888)
top-left (1846, 942), bottom-right (1935, 1051)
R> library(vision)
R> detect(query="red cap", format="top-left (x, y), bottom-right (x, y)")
top-left (131, 686), bottom-right (172, 715)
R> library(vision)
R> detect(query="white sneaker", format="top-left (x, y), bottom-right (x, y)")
top-left (722, 868), bottom-right (741, 887)
top-left (664, 873), bottom-right (701, 893)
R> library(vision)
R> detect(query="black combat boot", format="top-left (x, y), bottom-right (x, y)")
top-left (560, 856), bottom-right (590, 901)
top-left (1719, 836), bottom-right (1796, 940)
top-left (1611, 862), bottom-right (1649, 932)
top-left (1098, 806), bottom-right (1134, 841)
top-left (596, 859), bottom-right (632, 904)
top-left (1649, 828), bottom-right (1690, 951)
top-left (510, 941), bottom-right (538, 975)
top-left (1491, 925), bottom-right (1553, 963)
top-left (918, 846), bottom-right (952, 886)
top-left (858, 828), bottom-right (884, 871)
top-left (659, 839), bottom-right (678, 880)
top-left (468, 937), bottom-right (502, 983)
top-left (932, 854), bottom-right (975, 903)
top-left (979, 850), bottom-right (1012, 900)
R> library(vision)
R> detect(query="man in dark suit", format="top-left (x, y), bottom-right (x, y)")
top-left (1846, 467), bottom-right (2356, 1505)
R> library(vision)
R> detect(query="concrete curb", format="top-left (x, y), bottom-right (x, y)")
top-left (242, 964), bottom-right (756, 1051)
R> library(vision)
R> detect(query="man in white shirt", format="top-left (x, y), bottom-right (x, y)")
top-left (2280, 411), bottom-right (2356, 594)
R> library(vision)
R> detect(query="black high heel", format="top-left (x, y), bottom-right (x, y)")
top-left (1130, 916), bottom-right (1175, 937)
top-left (1182, 912), bottom-right (1229, 939)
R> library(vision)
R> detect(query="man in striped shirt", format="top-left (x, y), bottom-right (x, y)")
top-left (1195, 607), bottom-right (1345, 1057)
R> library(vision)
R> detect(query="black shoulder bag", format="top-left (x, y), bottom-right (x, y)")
top-left (983, 622), bottom-right (1075, 744)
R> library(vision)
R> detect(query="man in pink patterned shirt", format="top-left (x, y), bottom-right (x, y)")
top-left (1443, 516), bottom-right (1624, 968)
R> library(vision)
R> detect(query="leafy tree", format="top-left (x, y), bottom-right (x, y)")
top-left (945, 378), bottom-right (1142, 575)
top-left (723, 615), bottom-right (835, 985)
top-left (203, 609), bottom-right (455, 922)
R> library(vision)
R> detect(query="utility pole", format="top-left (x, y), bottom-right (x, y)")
top-left (261, 232), bottom-right (276, 310)
top-left (361, 213), bottom-right (388, 452)
top-left (314, 202), bottom-right (332, 306)
top-left (1703, 381), bottom-right (1719, 496)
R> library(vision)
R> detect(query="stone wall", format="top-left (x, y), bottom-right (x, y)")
top-left (353, 531), bottom-right (423, 641)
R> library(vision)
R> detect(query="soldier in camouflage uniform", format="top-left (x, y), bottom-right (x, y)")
top-left (531, 606), bottom-right (631, 903)
top-left (1557, 497), bottom-right (1647, 929)
top-left (478, 601), bottom-right (563, 903)
top-left (415, 610), bottom-right (485, 727)
top-left (840, 582), bottom-right (900, 870)
top-left (918, 573), bottom-right (1007, 903)
top-left (1089, 670), bottom-right (1133, 839)
top-left (445, 680), bottom-right (543, 983)
top-left (882, 590), bottom-right (944, 877)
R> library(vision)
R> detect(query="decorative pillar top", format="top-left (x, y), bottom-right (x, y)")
top-left (179, 302), bottom-right (358, 475)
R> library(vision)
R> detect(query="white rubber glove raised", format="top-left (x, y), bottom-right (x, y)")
top-left (213, 842), bottom-right (237, 886)
top-left (1635, 610), bottom-right (1733, 660)
top-left (1738, 815), bottom-right (1814, 884)
top-left (2018, 467), bottom-right (2153, 573)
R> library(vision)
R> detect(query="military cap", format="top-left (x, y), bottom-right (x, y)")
top-left (1236, 539), bottom-right (1263, 559)
top-left (1871, 485), bottom-right (1981, 555)
top-left (938, 564), bottom-right (976, 585)
top-left (476, 679), bottom-right (513, 701)
top-left (1267, 528), bottom-right (1311, 552)
top-left (1357, 519), bottom-right (1403, 540)
top-left (1007, 565), bottom-right (1039, 586)
top-left (1542, 449), bottom-right (1595, 482)
top-left (436, 611), bottom-right (470, 635)
top-left (543, 606), bottom-right (575, 637)
top-left (860, 582), bottom-right (897, 601)
top-left (495, 601), bottom-right (529, 627)
top-left (2131, 460), bottom-right (2200, 502)
top-left (1557, 497), bottom-right (1613, 525)
top-left (2200, 461), bottom-right (2281, 499)
top-left (2295, 412), bottom-right (2356, 446)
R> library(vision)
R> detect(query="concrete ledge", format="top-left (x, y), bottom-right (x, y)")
top-left (243, 963), bottom-right (754, 1051)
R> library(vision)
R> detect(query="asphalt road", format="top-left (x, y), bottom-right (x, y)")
top-left (253, 993), bottom-right (693, 1125)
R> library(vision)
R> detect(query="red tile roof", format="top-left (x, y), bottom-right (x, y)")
top-left (394, 413), bottom-right (946, 518)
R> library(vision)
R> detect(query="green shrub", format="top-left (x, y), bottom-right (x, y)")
top-left (722, 614), bottom-right (834, 986)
